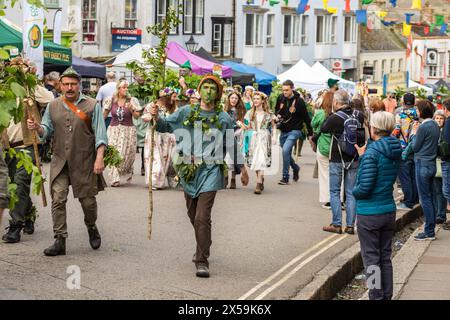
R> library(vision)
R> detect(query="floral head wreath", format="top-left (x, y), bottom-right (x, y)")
top-left (159, 87), bottom-right (176, 97)
top-left (254, 91), bottom-right (268, 101)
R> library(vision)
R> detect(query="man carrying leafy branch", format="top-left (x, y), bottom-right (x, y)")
top-left (27, 67), bottom-right (108, 256)
top-left (149, 75), bottom-right (249, 278)
top-left (1, 62), bottom-right (53, 243)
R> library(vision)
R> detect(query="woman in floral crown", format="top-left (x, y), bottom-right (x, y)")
top-left (238, 91), bottom-right (276, 194)
top-left (103, 79), bottom-right (142, 187)
top-left (142, 88), bottom-right (177, 189)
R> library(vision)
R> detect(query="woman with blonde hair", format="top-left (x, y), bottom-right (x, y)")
top-left (103, 80), bottom-right (141, 187)
top-left (238, 91), bottom-right (276, 194)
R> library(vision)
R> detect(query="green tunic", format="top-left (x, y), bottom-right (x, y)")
top-left (156, 105), bottom-right (241, 198)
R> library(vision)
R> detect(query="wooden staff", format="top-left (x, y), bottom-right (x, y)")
top-left (147, 118), bottom-right (156, 240)
top-left (27, 100), bottom-right (47, 207)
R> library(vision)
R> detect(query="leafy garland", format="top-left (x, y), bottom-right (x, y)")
top-left (174, 103), bottom-right (228, 183)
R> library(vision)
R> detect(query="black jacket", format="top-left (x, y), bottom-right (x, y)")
top-left (320, 106), bottom-right (366, 163)
top-left (275, 91), bottom-right (313, 135)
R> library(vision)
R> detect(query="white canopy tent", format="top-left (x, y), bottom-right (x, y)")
top-left (408, 79), bottom-right (433, 96)
top-left (107, 43), bottom-right (179, 81)
top-left (277, 59), bottom-right (325, 98)
top-left (311, 62), bottom-right (356, 94)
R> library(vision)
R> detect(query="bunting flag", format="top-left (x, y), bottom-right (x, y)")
top-left (297, 0), bottom-right (309, 14)
top-left (269, 0), bottom-right (279, 5)
top-left (345, 0), bottom-right (351, 13)
top-left (436, 15), bottom-right (445, 26)
top-left (403, 22), bottom-right (412, 36)
top-left (389, 0), bottom-right (397, 7)
top-left (356, 10), bottom-right (367, 25)
top-left (424, 26), bottom-right (430, 35)
top-left (430, 23), bottom-right (436, 33)
top-left (327, 7), bottom-right (338, 14)
top-left (377, 11), bottom-right (388, 19)
top-left (440, 23), bottom-right (448, 35)
top-left (411, 0), bottom-right (421, 10)
top-left (283, 0), bottom-right (288, 5)
top-left (362, 0), bottom-right (373, 4)
top-left (405, 13), bottom-right (414, 24)
top-left (322, 0), bottom-right (328, 10)
top-left (382, 20), bottom-right (397, 26)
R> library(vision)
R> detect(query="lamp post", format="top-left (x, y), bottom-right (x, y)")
top-left (185, 35), bottom-right (198, 53)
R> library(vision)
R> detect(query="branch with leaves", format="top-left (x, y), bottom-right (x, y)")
top-left (127, 5), bottom-right (181, 240)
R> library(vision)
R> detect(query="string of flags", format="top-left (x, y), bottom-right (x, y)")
top-left (245, 0), bottom-right (448, 37)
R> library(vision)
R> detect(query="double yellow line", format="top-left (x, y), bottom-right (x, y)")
top-left (238, 233), bottom-right (349, 300)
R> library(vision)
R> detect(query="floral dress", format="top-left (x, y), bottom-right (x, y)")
top-left (244, 110), bottom-right (275, 171)
top-left (142, 103), bottom-right (177, 188)
top-left (104, 97), bottom-right (141, 185)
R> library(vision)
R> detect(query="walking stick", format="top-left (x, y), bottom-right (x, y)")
top-left (147, 119), bottom-right (156, 240)
top-left (27, 102), bottom-right (47, 207)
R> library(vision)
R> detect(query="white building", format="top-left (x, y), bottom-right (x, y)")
top-left (4, 0), bottom-right (234, 60)
top-left (235, 0), bottom-right (359, 79)
top-left (407, 27), bottom-right (450, 85)
top-left (359, 29), bottom-right (406, 83)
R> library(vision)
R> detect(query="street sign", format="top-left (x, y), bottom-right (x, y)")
top-left (111, 28), bottom-right (142, 53)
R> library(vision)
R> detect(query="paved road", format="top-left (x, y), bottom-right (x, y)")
top-left (0, 146), bottom-right (360, 300)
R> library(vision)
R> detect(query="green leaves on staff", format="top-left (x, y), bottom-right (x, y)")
top-left (104, 145), bottom-right (123, 168)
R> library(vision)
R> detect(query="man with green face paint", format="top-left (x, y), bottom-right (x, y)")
top-left (150, 75), bottom-right (249, 278)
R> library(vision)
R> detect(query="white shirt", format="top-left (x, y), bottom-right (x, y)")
top-left (96, 82), bottom-right (116, 116)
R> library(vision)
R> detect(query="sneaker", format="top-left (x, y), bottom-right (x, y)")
top-left (293, 168), bottom-right (300, 182)
top-left (323, 224), bottom-right (342, 234)
top-left (414, 232), bottom-right (436, 241)
top-left (278, 178), bottom-right (289, 185)
top-left (321, 202), bottom-right (331, 210)
top-left (396, 202), bottom-right (410, 211)
top-left (196, 263), bottom-right (210, 278)
top-left (436, 218), bottom-right (447, 225)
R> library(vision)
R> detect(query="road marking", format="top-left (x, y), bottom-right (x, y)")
top-left (254, 234), bottom-right (349, 300)
top-left (238, 234), bottom-right (340, 300)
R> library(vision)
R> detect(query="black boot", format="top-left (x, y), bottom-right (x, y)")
top-left (43, 237), bottom-right (66, 256)
top-left (88, 225), bottom-right (101, 250)
top-left (2, 221), bottom-right (23, 243)
top-left (23, 220), bottom-right (35, 235)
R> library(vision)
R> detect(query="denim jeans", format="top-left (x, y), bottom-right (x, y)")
top-left (415, 160), bottom-right (437, 236)
top-left (329, 161), bottom-right (358, 227)
top-left (398, 159), bottom-right (419, 208)
top-left (442, 160), bottom-right (450, 203)
top-left (279, 130), bottom-right (302, 180)
top-left (433, 177), bottom-right (447, 222)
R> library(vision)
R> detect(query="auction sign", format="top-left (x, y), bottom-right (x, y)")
top-left (111, 28), bottom-right (142, 52)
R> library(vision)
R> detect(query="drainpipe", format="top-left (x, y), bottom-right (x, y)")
top-left (232, 0), bottom-right (236, 58)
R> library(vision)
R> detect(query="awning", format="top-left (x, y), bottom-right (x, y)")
top-left (0, 18), bottom-right (72, 66)
top-left (166, 42), bottom-right (232, 78)
top-left (195, 47), bottom-right (255, 86)
top-left (223, 61), bottom-right (276, 86)
top-left (72, 56), bottom-right (106, 79)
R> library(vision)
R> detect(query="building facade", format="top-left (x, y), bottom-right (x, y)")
top-left (235, 0), bottom-right (359, 79)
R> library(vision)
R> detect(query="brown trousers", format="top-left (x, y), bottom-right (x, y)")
top-left (184, 191), bottom-right (217, 267)
top-left (51, 164), bottom-right (97, 238)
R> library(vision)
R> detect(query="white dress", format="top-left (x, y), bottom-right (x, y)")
top-left (245, 111), bottom-right (274, 171)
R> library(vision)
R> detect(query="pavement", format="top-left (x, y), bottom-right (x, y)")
top-left (398, 225), bottom-right (450, 300)
top-left (0, 146), bottom-right (362, 300)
